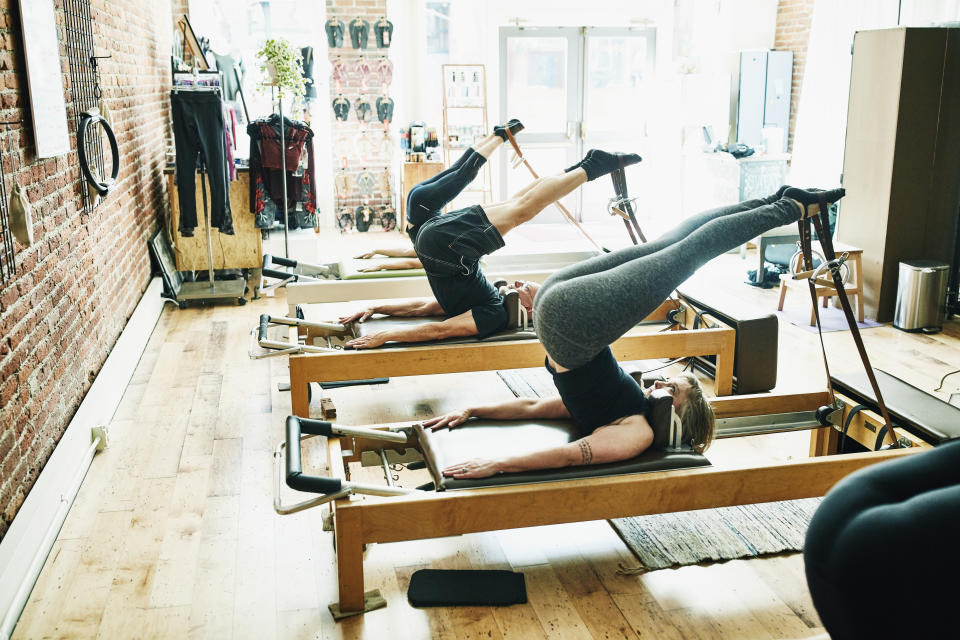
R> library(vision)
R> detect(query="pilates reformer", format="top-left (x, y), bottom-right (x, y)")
top-left (280, 249), bottom-right (601, 309)
top-left (274, 377), bottom-right (949, 618)
top-left (250, 288), bottom-right (534, 360)
top-left (271, 189), bottom-right (960, 619)
top-left (271, 295), bottom-right (739, 417)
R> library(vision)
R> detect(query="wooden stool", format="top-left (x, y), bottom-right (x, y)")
top-left (777, 242), bottom-right (864, 325)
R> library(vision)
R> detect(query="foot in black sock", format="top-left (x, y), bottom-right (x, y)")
top-left (775, 184), bottom-right (792, 200)
top-left (494, 119), bottom-right (524, 141)
top-left (577, 149), bottom-right (642, 181)
top-left (783, 186), bottom-right (845, 218)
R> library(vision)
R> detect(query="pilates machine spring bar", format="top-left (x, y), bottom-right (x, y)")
top-left (274, 416), bottom-right (417, 515)
top-left (715, 410), bottom-right (826, 439)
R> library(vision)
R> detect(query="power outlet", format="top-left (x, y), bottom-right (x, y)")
top-left (91, 425), bottom-right (110, 451)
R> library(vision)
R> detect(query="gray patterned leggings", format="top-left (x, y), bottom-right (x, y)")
top-left (533, 193), bottom-right (800, 369)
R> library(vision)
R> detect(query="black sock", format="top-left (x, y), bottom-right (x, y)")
top-left (578, 149), bottom-right (642, 182)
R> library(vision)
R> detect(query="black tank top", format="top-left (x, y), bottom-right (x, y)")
top-left (546, 347), bottom-right (649, 437)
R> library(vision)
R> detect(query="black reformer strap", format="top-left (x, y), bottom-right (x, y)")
top-left (609, 167), bottom-right (646, 244)
top-left (798, 194), bottom-right (898, 447)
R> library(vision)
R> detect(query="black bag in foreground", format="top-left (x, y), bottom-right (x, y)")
top-left (408, 569), bottom-right (527, 607)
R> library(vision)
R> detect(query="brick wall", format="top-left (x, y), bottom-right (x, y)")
top-left (0, 0), bottom-right (171, 540)
top-left (774, 0), bottom-right (815, 153)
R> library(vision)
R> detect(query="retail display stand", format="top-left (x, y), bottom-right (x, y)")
top-left (440, 63), bottom-right (492, 205)
top-left (170, 71), bottom-right (246, 307)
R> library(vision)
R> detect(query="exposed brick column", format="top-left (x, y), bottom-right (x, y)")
top-left (0, 0), bottom-right (171, 539)
top-left (774, 0), bottom-right (815, 153)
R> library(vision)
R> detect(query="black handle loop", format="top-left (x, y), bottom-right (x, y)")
top-left (78, 111), bottom-right (120, 196)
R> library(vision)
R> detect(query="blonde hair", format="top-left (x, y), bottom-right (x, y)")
top-left (676, 372), bottom-right (716, 454)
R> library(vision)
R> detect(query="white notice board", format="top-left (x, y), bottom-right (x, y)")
top-left (19, 0), bottom-right (70, 158)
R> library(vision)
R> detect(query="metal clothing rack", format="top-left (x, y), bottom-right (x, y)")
top-left (170, 71), bottom-right (246, 306)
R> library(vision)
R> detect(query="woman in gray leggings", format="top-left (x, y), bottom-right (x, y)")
top-left (425, 186), bottom-right (842, 479)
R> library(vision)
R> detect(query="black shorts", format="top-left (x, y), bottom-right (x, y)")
top-left (414, 205), bottom-right (505, 276)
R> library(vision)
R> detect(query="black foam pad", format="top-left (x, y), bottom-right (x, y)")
top-left (831, 369), bottom-right (960, 444)
top-left (416, 419), bottom-right (710, 490)
top-left (408, 569), bottom-right (527, 607)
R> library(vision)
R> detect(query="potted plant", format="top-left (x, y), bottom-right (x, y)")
top-left (256, 37), bottom-right (305, 100)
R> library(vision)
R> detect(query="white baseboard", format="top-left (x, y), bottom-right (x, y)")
top-left (0, 277), bottom-right (166, 639)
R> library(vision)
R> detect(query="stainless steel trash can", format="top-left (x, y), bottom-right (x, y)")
top-left (893, 260), bottom-right (950, 332)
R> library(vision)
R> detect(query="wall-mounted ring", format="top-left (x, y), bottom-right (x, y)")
top-left (78, 109), bottom-right (119, 197)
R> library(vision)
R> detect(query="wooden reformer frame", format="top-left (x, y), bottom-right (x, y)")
top-left (287, 298), bottom-right (738, 418)
top-left (284, 389), bottom-right (925, 617)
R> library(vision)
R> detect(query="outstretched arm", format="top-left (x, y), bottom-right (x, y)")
top-left (424, 396), bottom-right (570, 430)
top-left (337, 297), bottom-right (443, 324)
top-left (355, 246), bottom-right (417, 258)
top-left (357, 257), bottom-right (423, 272)
top-left (441, 414), bottom-right (654, 479)
top-left (345, 308), bottom-right (478, 349)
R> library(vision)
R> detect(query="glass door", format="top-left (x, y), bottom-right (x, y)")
top-left (498, 27), bottom-right (582, 222)
top-left (580, 27), bottom-right (656, 223)
top-left (498, 26), bottom-right (655, 224)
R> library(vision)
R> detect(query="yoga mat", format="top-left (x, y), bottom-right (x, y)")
top-left (610, 498), bottom-right (822, 571)
top-left (407, 569), bottom-right (527, 607)
top-left (776, 304), bottom-right (882, 333)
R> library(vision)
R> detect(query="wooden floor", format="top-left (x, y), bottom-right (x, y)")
top-left (13, 224), bottom-right (960, 639)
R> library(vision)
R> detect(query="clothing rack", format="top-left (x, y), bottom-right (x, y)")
top-left (170, 71), bottom-right (246, 306)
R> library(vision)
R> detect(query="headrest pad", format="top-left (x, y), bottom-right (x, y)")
top-left (647, 388), bottom-right (683, 449)
top-left (502, 289), bottom-right (522, 329)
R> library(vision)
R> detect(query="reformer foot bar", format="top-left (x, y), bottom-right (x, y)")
top-left (274, 387), bottom-right (922, 619)
top-left (285, 298), bottom-right (738, 417)
top-left (283, 249), bottom-right (601, 308)
top-left (258, 254), bottom-right (335, 295)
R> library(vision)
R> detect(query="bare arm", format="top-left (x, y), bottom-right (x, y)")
top-left (423, 396), bottom-right (570, 430)
top-left (355, 246), bottom-right (416, 258)
top-left (345, 308), bottom-right (478, 349)
top-left (357, 258), bottom-right (423, 272)
top-left (337, 297), bottom-right (443, 323)
top-left (442, 415), bottom-right (654, 478)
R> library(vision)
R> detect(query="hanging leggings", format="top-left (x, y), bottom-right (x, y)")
top-left (170, 91), bottom-right (233, 236)
top-left (804, 439), bottom-right (960, 639)
top-left (405, 149), bottom-right (486, 241)
top-left (534, 192), bottom-right (800, 369)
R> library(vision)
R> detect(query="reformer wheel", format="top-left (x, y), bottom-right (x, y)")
top-left (789, 248), bottom-right (850, 284)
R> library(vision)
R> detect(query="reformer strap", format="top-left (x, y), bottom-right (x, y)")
top-left (799, 195), bottom-right (898, 447)
top-left (608, 167), bottom-right (646, 244)
top-left (502, 128), bottom-right (608, 253)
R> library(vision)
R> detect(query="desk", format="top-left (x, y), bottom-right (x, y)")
top-left (400, 161), bottom-right (444, 232)
top-left (165, 167), bottom-right (262, 270)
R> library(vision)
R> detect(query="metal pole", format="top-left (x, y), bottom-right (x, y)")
top-left (279, 95), bottom-right (289, 258)
top-left (201, 160), bottom-right (215, 289)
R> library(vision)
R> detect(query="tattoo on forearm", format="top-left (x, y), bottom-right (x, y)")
top-left (578, 440), bottom-right (593, 465)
